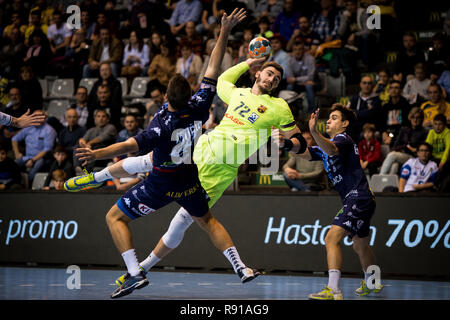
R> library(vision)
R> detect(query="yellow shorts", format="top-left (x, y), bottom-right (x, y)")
top-left (193, 134), bottom-right (238, 208)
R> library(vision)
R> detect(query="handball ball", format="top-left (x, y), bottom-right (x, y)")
top-left (248, 37), bottom-right (271, 58)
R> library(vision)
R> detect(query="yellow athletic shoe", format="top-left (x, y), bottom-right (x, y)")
top-left (115, 266), bottom-right (147, 287)
top-left (355, 280), bottom-right (384, 296)
top-left (308, 286), bottom-right (343, 300)
top-left (64, 169), bottom-right (104, 192)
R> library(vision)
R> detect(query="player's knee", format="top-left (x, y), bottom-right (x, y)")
top-left (161, 209), bottom-right (194, 248)
top-left (106, 205), bottom-right (128, 226)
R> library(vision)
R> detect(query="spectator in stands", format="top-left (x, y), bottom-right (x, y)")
top-left (2, 11), bottom-right (27, 38)
top-left (427, 32), bottom-right (449, 81)
top-left (169, 0), bottom-right (203, 36)
top-left (402, 63), bottom-right (431, 106)
top-left (271, 0), bottom-right (301, 43)
top-left (42, 145), bottom-right (74, 190)
top-left (65, 28), bottom-right (90, 83)
top-left (358, 123), bottom-right (381, 176)
top-left (238, 27), bottom-right (254, 60)
top-left (393, 32), bottom-right (425, 84)
top-left (372, 68), bottom-right (391, 105)
top-left (58, 108), bottom-right (87, 154)
top-left (286, 40), bottom-right (316, 113)
top-left (121, 29), bottom-right (150, 80)
top-left (425, 114), bottom-right (450, 171)
top-left (143, 86), bottom-right (165, 127)
top-left (310, 0), bottom-right (341, 43)
top-left (182, 21), bottom-right (204, 57)
top-left (399, 142), bottom-right (438, 193)
top-left (176, 41), bottom-right (203, 90)
top-left (380, 80), bottom-right (411, 146)
top-left (87, 84), bottom-right (122, 130)
top-left (83, 26), bottom-right (123, 78)
top-left (282, 131), bottom-right (326, 191)
top-left (254, 0), bottom-right (284, 23)
top-left (12, 109), bottom-right (56, 184)
top-left (29, 0), bottom-right (54, 26)
top-left (149, 31), bottom-right (162, 64)
top-left (257, 16), bottom-right (274, 39)
top-left (74, 109), bottom-right (117, 173)
top-left (380, 107), bottom-right (428, 175)
top-left (15, 66), bottom-right (43, 112)
top-left (267, 33), bottom-right (290, 80)
top-left (420, 83), bottom-right (450, 129)
top-left (117, 114), bottom-right (143, 143)
top-left (347, 75), bottom-right (382, 141)
top-left (23, 29), bottom-right (52, 78)
top-left (0, 26), bottom-right (26, 79)
top-left (337, 0), bottom-right (373, 69)
top-left (0, 87), bottom-right (29, 147)
top-left (287, 15), bottom-right (321, 54)
top-left (0, 145), bottom-right (22, 190)
top-left (63, 86), bottom-right (89, 128)
top-left (91, 11), bottom-right (115, 42)
top-left (24, 9), bottom-right (49, 46)
top-left (437, 68), bottom-right (450, 102)
top-left (80, 9), bottom-right (96, 41)
top-left (47, 10), bottom-right (72, 58)
top-left (147, 40), bottom-right (177, 89)
top-left (47, 169), bottom-right (67, 190)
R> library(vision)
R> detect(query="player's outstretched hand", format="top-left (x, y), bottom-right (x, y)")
top-left (76, 147), bottom-right (96, 166)
top-left (15, 109), bottom-right (45, 128)
top-left (221, 8), bottom-right (246, 32)
top-left (271, 126), bottom-right (285, 148)
top-left (245, 56), bottom-right (268, 68)
top-left (309, 108), bottom-right (320, 133)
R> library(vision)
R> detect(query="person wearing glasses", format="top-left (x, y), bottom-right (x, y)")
top-left (398, 142), bottom-right (438, 193)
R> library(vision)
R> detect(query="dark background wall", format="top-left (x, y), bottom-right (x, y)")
top-left (0, 191), bottom-right (449, 278)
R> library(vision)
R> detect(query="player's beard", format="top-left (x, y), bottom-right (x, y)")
top-left (255, 75), bottom-right (273, 95)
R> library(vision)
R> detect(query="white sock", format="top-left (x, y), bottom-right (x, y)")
top-left (140, 251), bottom-right (161, 272)
top-left (93, 167), bottom-right (113, 182)
top-left (223, 246), bottom-right (246, 273)
top-left (327, 269), bottom-right (341, 292)
top-left (121, 249), bottom-right (140, 276)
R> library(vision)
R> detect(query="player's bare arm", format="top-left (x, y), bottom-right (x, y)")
top-left (76, 137), bottom-right (139, 165)
top-left (271, 126), bottom-right (311, 160)
top-left (309, 109), bottom-right (339, 156)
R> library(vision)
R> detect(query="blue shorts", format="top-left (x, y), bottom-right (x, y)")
top-left (116, 179), bottom-right (210, 220)
top-left (333, 197), bottom-right (376, 238)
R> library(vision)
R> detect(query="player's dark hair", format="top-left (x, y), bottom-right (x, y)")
top-left (53, 145), bottom-right (67, 154)
top-left (417, 142), bottom-right (432, 153)
top-left (331, 103), bottom-right (357, 126)
top-left (260, 61), bottom-right (284, 81)
top-left (167, 74), bottom-right (192, 110)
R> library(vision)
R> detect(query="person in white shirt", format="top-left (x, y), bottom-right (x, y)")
top-left (399, 142), bottom-right (438, 192)
top-left (121, 30), bottom-right (150, 78)
top-left (47, 10), bottom-right (72, 57)
top-left (402, 63), bottom-right (431, 105)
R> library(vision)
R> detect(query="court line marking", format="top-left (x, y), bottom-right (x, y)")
top-left (19, 284), bottom-right (34, 287)
top-left (49, 284), bottom-right (65, 287)
top-left (256, 282), bottom-right (272, 286)
top-left (168, 283), bottom-right (184, 286)
top-left (198, 282), bottom-right (214, 286)
top-left (286, 283), bottom-right (303, 285)
top-left (226, 283), bottom-right (243, 286)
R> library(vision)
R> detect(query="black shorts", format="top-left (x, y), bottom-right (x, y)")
top-left (333, 197), bottom-right (376, 238)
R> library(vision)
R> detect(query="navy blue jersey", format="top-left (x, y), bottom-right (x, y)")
top-left (309, 132), bottom-right (373, 201)
top-left (132, 77), bottom-right (216, 188)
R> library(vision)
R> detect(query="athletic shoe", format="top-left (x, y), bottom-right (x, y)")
top-left (111, 271), bottom-right (149, 299)
top-left (115, 265), bottom-right (147, 287)
top-left (355, 280), bottom-right (384, 296)
top-left (238, 267), bottom-right (261, 283)
top-left (64, 169), bottom-right (103, 192)
top-left (308, 286), bottom-right (343, 300)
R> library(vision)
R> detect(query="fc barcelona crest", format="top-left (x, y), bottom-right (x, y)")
top-left (257, 105), bottom-right (267, 113)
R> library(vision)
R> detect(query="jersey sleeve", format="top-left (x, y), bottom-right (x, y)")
top-left (400, 160), bottom-right (412, 180)
top-left (0, 112), bottom-right (12, 126)
top-left (133, 117), bottom-right (165, 156)
top-left (277, 98), bottom-right (296, 131)
top-left (217, 62), bottom-right (249, 105)
top-left (333, 133), bottom-right (353, 154)
top-left (190, 77), bottom-right (217, 122)
top-left (308, 146), bottom-right (324, 162)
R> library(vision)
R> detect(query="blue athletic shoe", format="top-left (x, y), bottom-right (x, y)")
top-left (111, 271), bottom-right (149, 299)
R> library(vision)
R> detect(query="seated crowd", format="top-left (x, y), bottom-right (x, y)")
top-left (0, 0), bottom-right (449, 193)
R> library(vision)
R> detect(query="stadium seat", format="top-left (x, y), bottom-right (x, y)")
top-left (46, 100), bottom-right (70, 119)
top-left (78, 78), bottom-right (97, 94)
top-left (38, 78), bottom-right (48, 98)
top-left (50, 79), bottom-right (75, 98)
top-left (327, 72), bottom-right (346, 98)
top-left (369, 174), bottom-right (399, 192)
top-left (32, 172), bottom-right (48, 190)
top-left (126, 77), bottom-right (148, 98)
top-left (117, 77), bottom-right (128, 96)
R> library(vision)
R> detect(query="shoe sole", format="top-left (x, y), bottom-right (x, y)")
top-left (241, 270), bottom-right (262, 283)
top-left (111, 279), bottom-right (149, 299)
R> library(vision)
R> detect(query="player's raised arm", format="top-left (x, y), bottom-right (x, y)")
top-left (309, 109), bottom-right (339, 156)
top-left (271, 126), bottom-right (311, 160)
top-left (76, 137), bottom-right (139, 166)
top-left (204, 8), bottom-right (246, 81)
